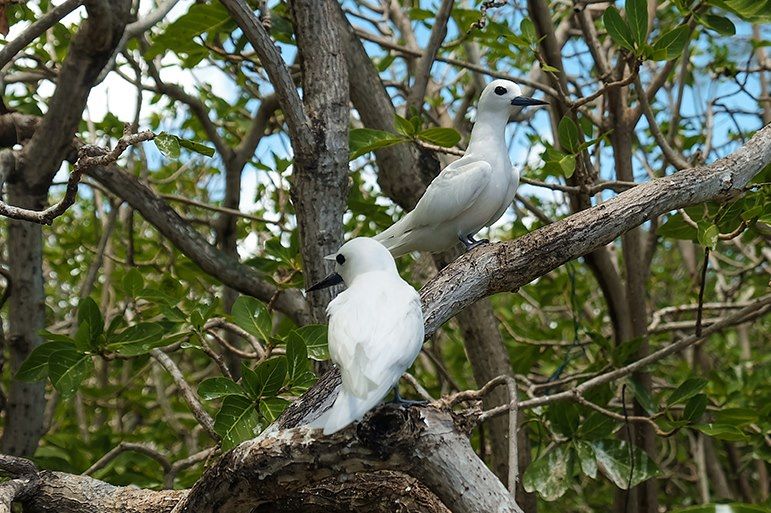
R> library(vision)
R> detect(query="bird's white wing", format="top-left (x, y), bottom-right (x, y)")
top-left (407, 159), bottom-right (492, 229)
top-left (327, 276), bottom-right (424, 398)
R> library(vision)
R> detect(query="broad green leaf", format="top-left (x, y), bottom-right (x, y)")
top-left (541, 63), bottom-right (560, 73)
top-left (122, 268), bottom-right (144, 296)
top-left (291, 324), bottom-right (329, 361)
top-left (105, 323), bottom-right (167, 356)
top-left (154, 132), bottom-right (180, 159)
top-left (16, 341), bottom-right (74, 381)
top-left (77, 297), bottom-right (103, 347)
top-left (574, 440), bottom-right (597, 479)
top-left (73, 321), bottom-right (93, 353)
top-left (179, 138), bottom-right (215, 157)
top-left (214, 395), bottom-right (260, 450)
top-left (285, 332), bottom-right (309, 382)
top-left (592, 439), bottom-right (659, 489)
top-left (628, 378), bottom-right (657, 415)
top-left (231, 296), bottom-right (272, 343)
top-left (626, 0), bottom-right (649, 46)
top-left (417, 127), bottom-right (461, 148)
top-left (558, 116), bottom-right (580, 153)
top-left (700, 14), bottom-right (736, 35)
top-left (652, 26), bottom-right (691, 61)
top-left (243, 357), bottom-right (287, 399)
top-left (198, 378), bottom-right (244, 400)
top-left (694, 423), bottom-right (747, 441)
top-left (712, 408), bottom-right (757, 426)
top-left (394, 114), bottom-right (416, 137)
top-left (603, 7), bottom-right (635, 51)
top-left (520, 18), bottom-right (536, 43)
top-left (578, 411), bottom-right (617, 440)
top-left (146, 2), bottom-right (232, 59)
top-left (259, 397), bottom-right (290, 422)
top-left (658, 213), bottom-right (698, 241)
top-left (698, 223), bottom-right (719, 249)
top-left (683, 393), bottom-right (707, 422)
top-left (48, 348), bottom-right (94, 398)
top-left (349, 128), bottom-right (407, 160)
top-left (547, 400), bottom-right (580, 437)
top-left (523, 444), bottom-right (573, 501)
top-left (707, 0), bottom-right (771, 22)
top-left (667, 377), bottom-right (707, 405)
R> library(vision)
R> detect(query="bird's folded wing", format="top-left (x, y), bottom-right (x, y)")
top-left (328, 285), bottom-right (424, 398)
top-left (408, 160), bottom-right (492, 228)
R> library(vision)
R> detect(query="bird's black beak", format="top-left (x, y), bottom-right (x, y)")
top-left (306, 272), bottom-right (344, 292)
top-left (511, 96), bottom-right (549, 106)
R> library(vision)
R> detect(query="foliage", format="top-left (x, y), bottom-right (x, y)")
top-left (0, 0), bottom-right (769, 511)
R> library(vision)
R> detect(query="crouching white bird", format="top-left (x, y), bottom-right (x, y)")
top-left (374, 79), bottom-right (548, 257)
top-left (305, 237), bottom-right (424, 435)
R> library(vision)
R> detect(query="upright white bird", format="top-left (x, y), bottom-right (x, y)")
top-left (374, 79), bottom-right (548, 257)
top-left (305, 237), bottom-right (424, 435)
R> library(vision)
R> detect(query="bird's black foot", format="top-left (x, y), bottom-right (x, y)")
top-left (459, 234), bottom-right (489, 251)
top-left (390, 387), bottom-right (428, 406)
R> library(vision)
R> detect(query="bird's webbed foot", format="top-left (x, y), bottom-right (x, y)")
top-left (390, 387), bottom-right (428, 406)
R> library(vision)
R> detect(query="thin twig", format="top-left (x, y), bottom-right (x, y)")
top-left (83, 442), bottom-right (171, 476)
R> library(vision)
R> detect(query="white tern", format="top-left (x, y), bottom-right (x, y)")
top-left (305, 237), bottom-right (424, 435)
top-left (374, 79), bottom-right (547, 256)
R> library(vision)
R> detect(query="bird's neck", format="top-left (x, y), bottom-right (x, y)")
top-left (466, 110), bottom-right (509, 155)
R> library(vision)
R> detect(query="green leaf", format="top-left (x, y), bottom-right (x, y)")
top-left (712, 408), bottom-right (757, 426)
top-left (652, 26), bottom-right (691, 61)
top-left (540, 63), bottom-right (560, 73)
top-left (231, 296), bottom-right (272, 343)
top-left (700, 14), bottom-right (736, 35)
top-left (259, 397), bottom-right (290, 422)
top-left (16, 341), bottom-right (74, 381)
top-left (694, 423), bottom-right (747, 441)
top-left (558, 116), bottom-right (580, 153)
top-left (48, 348), bottom-right (94, 398)
top-left (291, 324), bottom-right (329, 361)
top-left (394, 114), bottom-right (417, 137)
top-left (198, 377), bottom-right (244, 400)
top-left (242, 357), bottom-right (287, 399)
top-left (523, 444), bottom-right (573, 501)
top-left (683, 393), bottom-right (708, 422)
top-left (179, 138), bottom-right (215, 157)
top-left (574, 441), bottom-right (597, 479)
top-left (73, 321), bottom-right (93, 353)
top-left (667, 377), bottom-right (707, 405)
top-left (658, 213), bottom-right (698, 240)
top-left (105, 323), bottom-right (167, 356)
top-left (603, 7), bottom-right (635, 51)
top-left (626, 0), bottom-right (649, 46)
top-left (154, 132), bottom-right (181, 159)
top-left (349, 128), bottom-right (407, 160)
top-left (214, 395), bottom-right (260, 451)
top-left (122, 268), bottom-right (144, 296)
top-left (592, 439), bottom-right (659, 489)
top-left (578, 411), bottom-right (617, 440)
top-left (146, 2), bottom-right (232, 59)
top-left (520, 18), bottom-right (536, 42)
top-left (707, 0), bottom-right (771, 22)
top-left (628, 378), bottom-right (657, 415)
top-left (547, 400), bottom-right (580, 437)
top-left (417, 127), bottom-right (461, 148)
top-left (77, 297), bottom-right (103, 348)
top-left (285, 332), bottom-right (309, 382)
top-left (698, 223), bottom-right (719, 249)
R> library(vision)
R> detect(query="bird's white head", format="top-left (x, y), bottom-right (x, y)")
top-left (306, 237), bottom-right (397, 291)
top-left (477, 79), bottom-right (548, 116)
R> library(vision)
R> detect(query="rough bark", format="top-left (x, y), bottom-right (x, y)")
top-left (288, 0), bottom-right (350, 323)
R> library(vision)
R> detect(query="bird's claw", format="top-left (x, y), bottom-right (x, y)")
top-left (391, 388), bottom-right (428, 407)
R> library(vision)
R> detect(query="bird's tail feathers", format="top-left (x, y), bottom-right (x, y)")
top-left (310, 381), bottom-right (392, 435)
top-left (373, 213), bottom-right (415, 257)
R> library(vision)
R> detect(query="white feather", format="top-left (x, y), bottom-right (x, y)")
top-left (307, 238), bottom-right (424, 435)
top-left (374, 79), bottom-right (535, 257)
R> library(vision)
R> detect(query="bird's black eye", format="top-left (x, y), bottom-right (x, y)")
top-left (494, 86), bottom-right (507, 96)
top-left (336, 254), bottom-right (346, 265)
